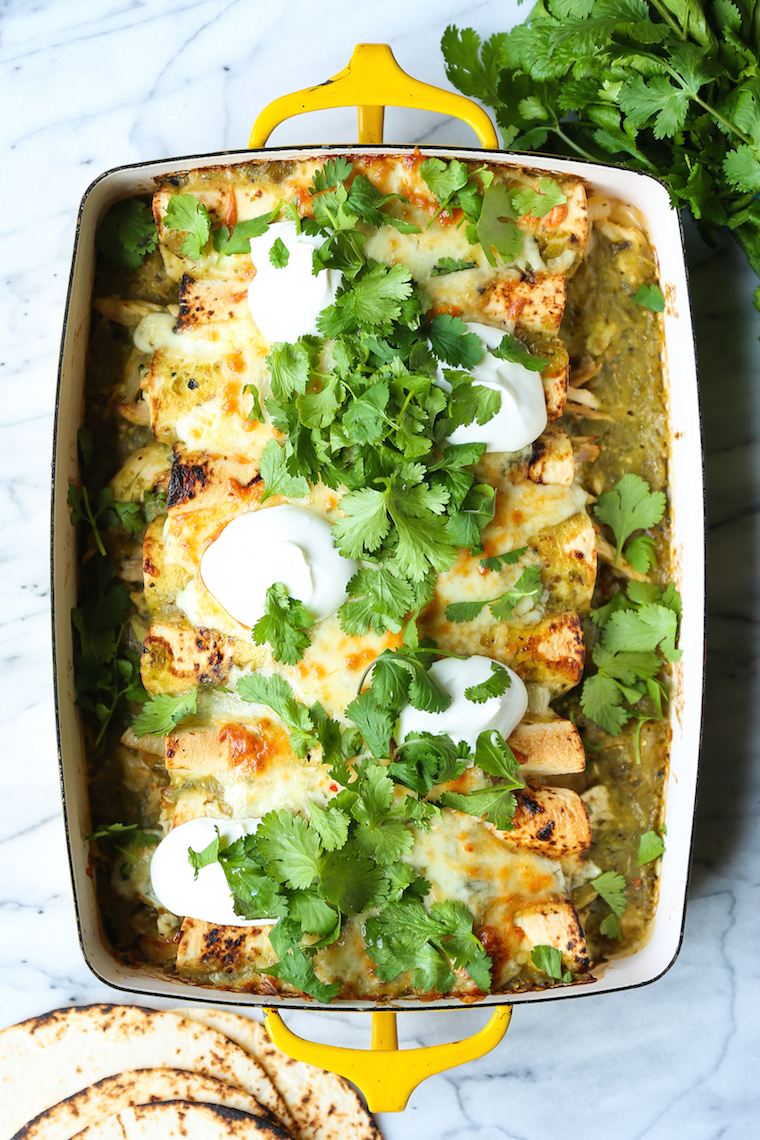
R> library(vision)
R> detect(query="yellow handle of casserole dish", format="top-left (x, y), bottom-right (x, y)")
top-left (249, 43), bottom-right (499, 149)
top-left (263, 1006), bottom-right (512, 1113)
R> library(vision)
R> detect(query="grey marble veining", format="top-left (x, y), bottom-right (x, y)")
top-left (1, 2), bottom-right (759, 1137)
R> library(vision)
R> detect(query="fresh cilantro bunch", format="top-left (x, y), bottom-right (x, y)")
top-left (581, 578), bottom-right (682, 738)
top-left (419, 157), bottom-right (567, 265)
top-left (441, 6), bottom-right (760, 309)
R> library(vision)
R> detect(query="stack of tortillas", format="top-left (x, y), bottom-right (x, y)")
top-left (0, 1005), bottom-right (381, 1140)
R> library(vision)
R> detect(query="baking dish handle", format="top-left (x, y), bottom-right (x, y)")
top-left (263, 1005), bottom-right (512, 1113)
top-left (249, 43), bottom-right (499, 149)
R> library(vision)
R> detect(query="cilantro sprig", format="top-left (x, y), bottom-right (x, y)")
top-left (252, 583), bottom-right (314, 666)
top-left (441, 8), bottom-right (760, 311)
top-left (581, 579), bottom-right (681, 737)
top-left (86, 823), bottom-right (161, 881)
top-left (68, 484), bottom-right (144, 557)
top-left (132, 688), bottom-right (198, 737)
top-left (595, 473), bottom-right (666, 569)
top-left (446, 564), bottom-right (544, 623)
top-left (591, 870), bottom-right (628, 941)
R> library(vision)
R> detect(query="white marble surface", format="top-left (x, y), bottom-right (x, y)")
top-left (1, 1), bottom-right (758, 1137)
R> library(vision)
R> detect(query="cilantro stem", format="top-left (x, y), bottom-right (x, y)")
top-left (647, 0), bottom-right (687, 42)
top-left (633, 716), bottom-right (649, 766)
top-left (80, 486), bottom-right (107, 557)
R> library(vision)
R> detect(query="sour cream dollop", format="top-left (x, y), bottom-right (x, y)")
top-left (150, 817), bottom-right (274, 927)
top-left (247, 220), bottom-right (340, 342)
top-left (442, 322), bottom-right (548, 453)
top-left (200, 504), bottom-right (357, 628)
top-left (397, 655), bottom-right (528, 752)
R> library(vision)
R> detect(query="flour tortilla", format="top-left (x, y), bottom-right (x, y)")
top-left (175, 1009), bottom-right (381, 1140)
top-left (13, 1068), bottom-right (278, 1140)
top-left (70, 1101), bottom-right (293, 1139)
top-left (0, 1006), bottom-right (290, 1140)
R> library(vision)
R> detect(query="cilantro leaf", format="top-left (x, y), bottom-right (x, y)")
top-left (96, 200), bottom-right (158, 269)
top-left (428, 314), bottom-right (483, 369)
top-left (311, 157), bottom-right (354, 192)
top-left (212, 207), bottom-right (280, 255)
top-left (637, 830), bottom-right (665, 866)
top-left (389, 733), bottom-right (471, 796)
top-left (625, 534), bottom-right (658, 573)
top-left (490, 334), bottom-right (549, 372)
top-left (259, 439), bottom-right (310, 503)
top-left (269, 237), bottom-right (290, 268)
top-left (288, 890), bottom-right (339, 938)
top-left (441, 784), bottom-right (519, 831)
top-left (490, 565), bottom-right (543, 619)
top-left (188, 831), bottom-right (220, 879)
top-left (256, 810), bottom-right (322, 890)
top-left (510, 178), bottom-right (567, 218)
top-left (632, 283), bottom-right (666, 312)
top-left (475, 182), bottom-right (523, 266)
top-left (420, 157), bottom-right (471, 205)
top-left (473, 730), bottom-right (520, 780)
top-left (431, 257), bottom-right (477, 276)
top-left (591, 870), bottom-right (627, 918)
top-left (162, 194), bottom-right (211, 260)
top-left (318, 846), bottom-right (389, 914)
top-left (441, 25), bottom-right (508, 107)
top-left (243, 383), bottom-right (264, 423)
top-left (480, 546), bottom-right (527, 572)
top-left (132, 689), bottom-right (197, 737)
top-left (338, 567), bottom-right (415, 637)
top-left (86, 822), bottom-right (160, 849)
top-left (603, 603), bottom-right (681, 662)
top-left (252, 582), bottom-right (314, 666)
top-left (86, 822), bottom-right (160, 880)
top-left (445, 598), bottom-right (488, 623)
top-left (308, 802), bottom-right (349, 852)
top-left (237, 672), bottom-right (315, 754)
top-left (343, 690), bottom-right (394, 759)
top-left (599, 913), bottom-right (623, 940)
top-left (267, 340), bottom-right (315, 402)
top-left (319, 263), bottom-right (414, 334)
top-left (263, 943), bottom-right (340, 1003)
top-left (580, 671), bottom-right (630, 736)
top-left (465, 663), bottom-right (511, 704)
top-left (531, 945), bottom-right (571, 983)
top-left (595, 474), bottom-right (666, 564)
